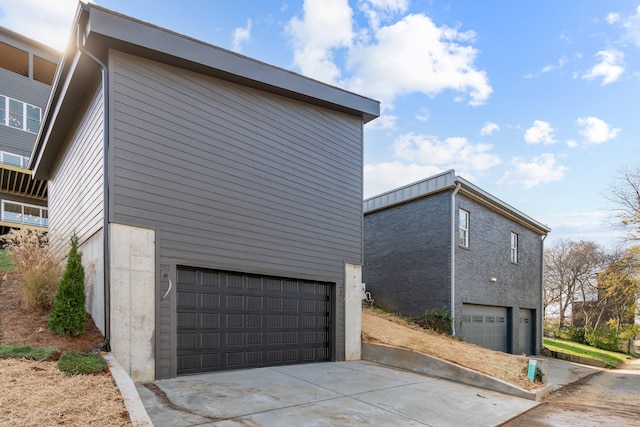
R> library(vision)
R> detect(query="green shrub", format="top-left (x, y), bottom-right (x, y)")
top-left (567, 326), bottom-right (588, 345)
top-left (57, 351), bottom-right (107, 375)
top-left (411, 307), bottom-right (453, 335)
top-left (1, 229), bottom-right (62, 309)
top-left (48, 234), bottom-right (86, 337)
top-left (0, 344), bottom-right (58, 361)
top-left (586, 327), bottom-right (621, 353)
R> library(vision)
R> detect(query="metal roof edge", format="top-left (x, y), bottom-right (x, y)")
top-left (363, 169), bottom-right (456, 213)
top-left (86, 4), bottom-right (380, 122)
top-left (454, 176), bottom-right (551, 235)
top-left (363, 170), bottom-right (551, 236)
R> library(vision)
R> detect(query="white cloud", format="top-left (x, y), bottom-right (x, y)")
top-left (363, 162), bottom-right (442, 198)
top-left (346, 14), bottom-right (492, 107)
top-left (286, 0), bottom-right (354, 84)
top-left (575, 116), bottom-right (620, 144)
top-left (543, 211), bottom-right (624, 250)
top-left (416, 107), bottom-right (430, 122)
top-left (524, 120), bottom-right (556, 144)
top-left (359, 0), bottom-right (409, 30)
top-left (232, 19), bottom-right (252, 53)
top-left (582, 49), bottom-right (624, 85)
top-left (613, 5), bottom-right (640, 48)
top-left (364, 0), bottom-right (409, 11)
top-left (498, 154), bottom-right (567, 188)
top-left (393, 133), bottom-right (501, 172)
top-left (365, 113), bottom-right (397, 130)
top-left (480, 121), bottom-right (500, 136)
top-left (606, 13), bottom-right (620, 25)
top-left (541, 56), bottom-right (567, 73)
top-left (0, 0), bottom-right (79, 50)
top-left (287, 2), bottom-right (492, 107)
top-left (566, 139), bottom-right (578, 148)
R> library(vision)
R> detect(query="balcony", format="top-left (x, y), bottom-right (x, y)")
top-left (1, 200), bottom-right (47, 230)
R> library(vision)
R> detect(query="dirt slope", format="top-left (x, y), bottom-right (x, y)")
top-left (362, 307), bottom-right (541, 391)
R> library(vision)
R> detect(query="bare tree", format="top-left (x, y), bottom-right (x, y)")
top-left (606, 165), bottom-right (640, 242)
top-left (544, 240), bottom-right (604, 328)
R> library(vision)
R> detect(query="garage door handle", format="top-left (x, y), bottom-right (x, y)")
top-left (161, 272), bottom-right (172, 301)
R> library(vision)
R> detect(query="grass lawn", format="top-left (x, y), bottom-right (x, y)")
top-left (544, 337), bottom-right (634, 368)
top-left (0, 250), bottom-right (14, 272)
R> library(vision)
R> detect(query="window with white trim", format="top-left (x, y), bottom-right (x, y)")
top-left (510, 232), bottom-right (518, 263)
top-left (0, 94), bottom-right (41, 133)
top-left (1, 200), bottom-right (48, 227)
top-left (459, 209), bottom-right (469, 247)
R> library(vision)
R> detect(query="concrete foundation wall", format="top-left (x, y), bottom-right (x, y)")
top-left (79, 230), bottom-right (105, 336)
top-left (110, 223), bottom-right (155, 382)
top-left (344, 263), bottom-right (364, 361)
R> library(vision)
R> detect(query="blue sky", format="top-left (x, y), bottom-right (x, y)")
top-left (1, 0), bottom-right (639, 249)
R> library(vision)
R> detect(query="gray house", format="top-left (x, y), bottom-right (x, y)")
top-left (31, 3), bottom-right (379, 381)
top-left (363, 170), bottom-right (550, 355)
top-left (0, 27), bottom-right (57, 235)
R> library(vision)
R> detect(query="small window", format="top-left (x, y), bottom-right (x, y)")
top-left (8, 98), bottom-right (23, 129)
top-left (26, 105), bottom-right (40, 133)
top-left (510, 232), bottom-right (518, 263)
top-left (0, 95), bottom-right (41, 133)
top-left (0, 95), bottom-right (5, 125)
top-left (459, 209), bottom-right (469, 247)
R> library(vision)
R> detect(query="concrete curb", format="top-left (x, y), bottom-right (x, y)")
top-left (541, 347), bottom-right (607, 368)
top-left (362, 343), bottom-right (553, 401)
top-left (103, 353), bottom-right (154, 426)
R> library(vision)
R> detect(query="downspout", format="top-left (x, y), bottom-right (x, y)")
top-left (77, 26), bottom-right (111, 352)
top-left (539, 233), bottom-right (547, 354)
top-left (450, 181), bottom-right (462, 336)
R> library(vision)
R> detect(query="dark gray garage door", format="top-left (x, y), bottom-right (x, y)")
top-left (176, 267), bottom-right (331, 375)
top-left (461, 304), bottom-right (508, 353)
top-left (518, 309), bottom-right (534, 355)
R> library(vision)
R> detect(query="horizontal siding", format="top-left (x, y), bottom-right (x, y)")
top-left (48, 83), bottom-right (104, 254)
top-left (111, 52), bottom-right (362, 377)
top-left (111, 51), bottom-right (363, 274)
top-left (0, 68), bottom-right (51, 157)
top-left (0, 125), bottom-right (36, 157)
top-left (0, 68), bottom-right (51, 108)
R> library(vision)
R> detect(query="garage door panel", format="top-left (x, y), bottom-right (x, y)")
top-left (462, 304), bottom-right (508, 353)
top-left (177, 267), bottom-right (331, 374)
top-left (177, 292), bottom-right (197, 309)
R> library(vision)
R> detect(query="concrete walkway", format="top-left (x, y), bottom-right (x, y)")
top-left (135, 361), bottom-right (538, 426)
top-left (106, 351), bottom-right (603, 426)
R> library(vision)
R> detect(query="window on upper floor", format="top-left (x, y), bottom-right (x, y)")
top-left (459, 208), bottom-right (469, 248)
top-left (0, 95), bottom-right (41, 133)
top-left (511, 232), bottom-right (518, 263)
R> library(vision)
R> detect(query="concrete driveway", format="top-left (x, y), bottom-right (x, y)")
top-left (136, 361), bottom-right (537, 426)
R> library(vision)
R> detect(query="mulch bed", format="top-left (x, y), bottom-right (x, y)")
top-left (0, 272), bottom-right (132, 426)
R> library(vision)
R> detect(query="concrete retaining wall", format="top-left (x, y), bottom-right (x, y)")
top-left (541, 348), bottom-right (607, 368)
top-left (362, 343), bottom-right (552, 401)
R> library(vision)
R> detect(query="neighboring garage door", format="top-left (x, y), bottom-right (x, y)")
top-left (518, 309), bottom-right (534, 355)
top-left (461, 304), bottom-right (508, 352)
top-left (176, 267), bottom-right (331, 375)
